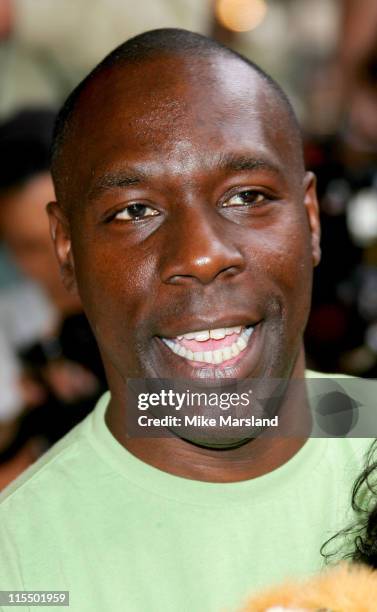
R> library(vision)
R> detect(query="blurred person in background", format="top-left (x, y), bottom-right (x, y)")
top-left (304, 0), bottom-right (377, 377)
top-left (0, 109), bottom-right (106, 489)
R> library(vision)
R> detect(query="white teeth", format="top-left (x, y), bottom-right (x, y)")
top-left (231, 343), bottom-right (240, 357)
top-left (210, 328), bottom-right (226, 340)
top-left (203, 350), bottom-right (213, 364)
top-left (236, 336), bottom-right (247, 350)
top-left (222, 346), bottom-right (232, 360)
top-left (194, 330), bottom-right (210, 341)
top-left (162, 326), bottom-right (255, 366)
top-left (176, 325), bottom-right (246, 342)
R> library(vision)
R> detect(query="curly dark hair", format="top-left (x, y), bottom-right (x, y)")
top-left (321, 439), bottom-right (377, 567)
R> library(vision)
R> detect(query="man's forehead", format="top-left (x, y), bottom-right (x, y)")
top-left (73, 53), bottom-right (280, 137)
top-left (59, 53), bottom-right (303, 202)
top-left (77, 60), bottom-right (285, 144)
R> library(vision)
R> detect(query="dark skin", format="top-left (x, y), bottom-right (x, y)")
top-left (48, 53), bottom-right (321, 482)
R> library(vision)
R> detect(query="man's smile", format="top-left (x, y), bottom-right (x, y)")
top-left (161, 325), bottom-right (254, 366)
top-left (152, 319), bottom-right (265, 380)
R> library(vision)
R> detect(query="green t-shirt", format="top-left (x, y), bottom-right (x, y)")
top-left (0, 386), bottom-right (372, 612)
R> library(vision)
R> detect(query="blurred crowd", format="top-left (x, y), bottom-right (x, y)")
top-left (0, 0), bottom-right (376, 487)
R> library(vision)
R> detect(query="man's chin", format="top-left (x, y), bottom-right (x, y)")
top-left (177, 432), bottom-right (254, 450)
top-left (166, 408), bottom-right (281, 449)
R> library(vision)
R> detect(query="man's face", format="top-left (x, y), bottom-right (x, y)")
top-left (50, 54), bottom-right (320, 386)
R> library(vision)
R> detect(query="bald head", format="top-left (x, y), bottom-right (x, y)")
top-left (50, 28), bottom-right (304, 200)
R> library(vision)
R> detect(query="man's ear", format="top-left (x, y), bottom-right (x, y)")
top-left (303, 171), bottom-right (321, 267)
top-left (46, 201), bottom-right (77, 293)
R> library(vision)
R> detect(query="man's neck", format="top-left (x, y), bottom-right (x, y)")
top-left (104, 349), bottom-right (311, 483)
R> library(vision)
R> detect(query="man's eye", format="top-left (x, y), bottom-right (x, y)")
top-left (222, 191), bottom-right (266, 207)
top-left (114, 203), bottom-right (159, 221)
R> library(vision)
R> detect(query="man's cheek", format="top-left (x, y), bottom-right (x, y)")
top-left (281, 227), bottom-right (312, 274)
top-left (259, 243), bottom-right (307, 291)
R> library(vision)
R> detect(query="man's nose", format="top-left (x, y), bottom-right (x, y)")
top-left (159, 208), bottom-right (246, 286)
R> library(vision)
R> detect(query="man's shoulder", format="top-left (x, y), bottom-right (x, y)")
top-left (0, 393), bottom-right (110, 508)
top-left (0, 427), bottom-right (81, 506)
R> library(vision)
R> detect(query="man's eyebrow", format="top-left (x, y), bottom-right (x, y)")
top-left (87, 155), bottom-right (282, 200)
top-left (216, 153), bottom-right (282, 175)
top-left (88, 170), bottom-right (147, 200)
